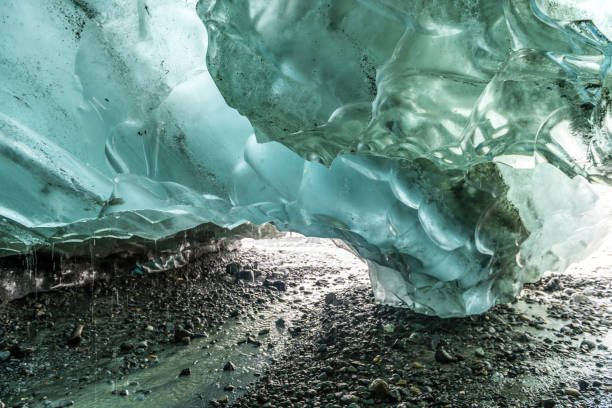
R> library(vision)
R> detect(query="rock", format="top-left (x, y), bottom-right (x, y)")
top-left (224, 361), bottom-right (236, 371)
top-left (136, 390), bottom-right (152, 395)
top-left (474, 347), bottom-right (485, 357)
top-left (579, 339), bottom-right (596, 351)
top-left (145, 325), bottom-right (154, 332)
top-left (225, 262), bottom-right (241, 275)
top-left (537, 399), bottom-right (556, 408)
top-left (120, 342), bottom-right (134, 352)
top-left (275, 318), bottom-right (285, 328)
top-left (67, 324), bottom-right (84, 347)
top-left (174, 326), bottom-right (195, 343)
top-left (324, 292), bottom-right (337, 305)
top-left (119, 389), bottom-right (129, 397)
top-left (341, 393), bottom-right (359, 403)
top-left (0, 350), bottom-right (10, 362)
top-left (179, 368), bottom-right (191, 377)
top-left (271, 280), bottom-right (286, 291)
top-left (10, 344), bottom-right (32, 359)
top-left (216, 395), bottom-right (229, 404)
top-left (435, 347), bottom-right (456, 363)
top-left (223, 384), bottom-right (235, 392)
top-left (368, 378), bottom-right (390, 399)
top-left (264, 279), bottom-right (286, 291)
top-left (461, 366), bottom-right (473, 376)
top-left (247, 336), bottom-right (261, 347)
top-left (544, 277), bottom-right (561, 292)
top-left (383, 323), bottom-right (395, 333)
top-left (237, 269), bottom-right (254, 281)
top-left (563, 387), bottom-right (581, 397)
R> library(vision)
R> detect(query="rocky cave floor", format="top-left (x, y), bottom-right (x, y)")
top-left (0, 237), bottom-right (610, 408)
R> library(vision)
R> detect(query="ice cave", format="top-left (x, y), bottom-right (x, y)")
top-left (0, 1), bottom-right (612, 406)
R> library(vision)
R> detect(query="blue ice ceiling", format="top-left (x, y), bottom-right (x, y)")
top-left (0, 0), bottom-right (611, 316)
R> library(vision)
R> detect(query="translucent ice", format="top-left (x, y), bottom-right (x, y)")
top-left (0, 0), bottom-right (611, 316)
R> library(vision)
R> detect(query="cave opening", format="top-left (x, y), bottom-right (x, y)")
top-left (1, 0), bottom-right (612, 406)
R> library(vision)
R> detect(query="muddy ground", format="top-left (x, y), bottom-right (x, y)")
top-left (0, 238), bottom-right (611, 408)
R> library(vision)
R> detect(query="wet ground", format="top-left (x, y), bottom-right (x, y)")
top-left (0, 237), bottom-right (611, 407)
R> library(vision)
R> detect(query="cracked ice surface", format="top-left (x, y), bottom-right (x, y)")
top-left (0, 0), bottom-right (611, 316)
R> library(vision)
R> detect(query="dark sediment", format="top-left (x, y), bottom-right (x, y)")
top-left (0, 238), bottom-right (610, 408)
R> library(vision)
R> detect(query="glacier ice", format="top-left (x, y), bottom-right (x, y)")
top-left (0, 0), bottom-right (611, 316)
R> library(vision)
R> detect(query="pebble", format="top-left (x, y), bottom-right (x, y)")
top-left (224, 361), bottom-right (236, 371)
top-left (324, 292), bottom-right (337, 305)
top-left (67, 324), bottom-right (84, 348)
top-left (537, 399), bottom-right (556, 408)
top-left (270, 280), bottom-right (286, 291)
top-left (225, 262), bottom-right (241, 275)
top-left (10, 344), bottom-right (32, 359)
top-left (237, 269), bottom-right (254, 281)
top-left (120, 342), bottom-right (134, 352)
top-left (435, 347), bottom-right (456, 363)
top-left (368, 378), bottom-right (390, 399)
top-left (563, 387), bottom-right (581, 397)
top-left (179, 368), bottom-right (191, 377)
top-left (580, 339), bottom-right (596, 351)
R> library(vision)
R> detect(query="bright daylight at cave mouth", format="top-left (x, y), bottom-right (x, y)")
top-left (0, 0), bottom-right (611, 407)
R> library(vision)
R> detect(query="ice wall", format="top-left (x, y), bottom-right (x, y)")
top-left (0, 0), bottom-right (611, 316)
